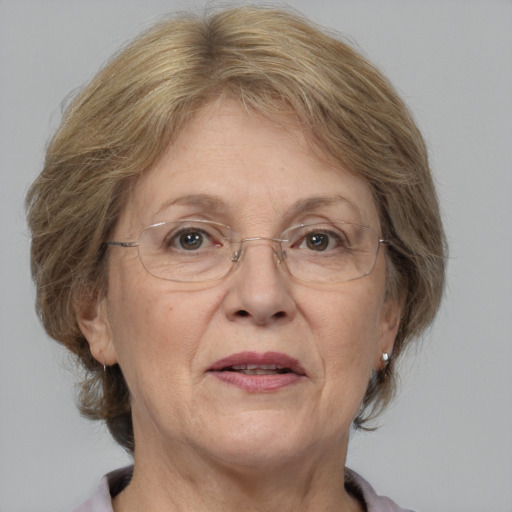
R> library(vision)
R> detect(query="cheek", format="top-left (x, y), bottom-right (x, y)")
top-left (303, 285), bottom-right (384, 376)
top-left (295, 286), bottom-right (384, 432)
top-left (106, 270), bottom-right (222, 376)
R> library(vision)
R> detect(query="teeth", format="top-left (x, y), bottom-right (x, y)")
top-left (239, 369), bottom-right (281, 375)
top-left (224, 367), bottom-right (291, 375)
top-left (230, 364), bottom-right (282, 370)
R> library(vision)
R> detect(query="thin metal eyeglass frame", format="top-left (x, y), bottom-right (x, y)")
top-left (104, 220), bottom-right (390, 283)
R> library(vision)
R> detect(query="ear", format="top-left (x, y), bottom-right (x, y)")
top-left (373, 296), bottom-right (402, 371)
top-left (76, 292), bottom-right (118, 366)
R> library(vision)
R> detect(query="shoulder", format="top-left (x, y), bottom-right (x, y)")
top-left (345, 468), bottom-right (416, 512)
top-left (73, 466), bottom-right (133, 512)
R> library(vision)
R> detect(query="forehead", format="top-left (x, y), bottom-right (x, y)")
top-left (119, 100), bottom-right (380, 235)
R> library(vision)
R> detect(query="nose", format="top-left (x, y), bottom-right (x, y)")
top-left (224, 240), bottom-right (296, 326)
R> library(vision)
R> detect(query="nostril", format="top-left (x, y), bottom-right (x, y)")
top-left (236, 310), bottom-right (249, 317)
top-left (273, 311), bottom-right (286, 319)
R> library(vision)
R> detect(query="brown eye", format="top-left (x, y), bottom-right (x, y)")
top-left (157, 222), bottom-right (227, 254)
top-left (305, 233), bottom-right (330, 251)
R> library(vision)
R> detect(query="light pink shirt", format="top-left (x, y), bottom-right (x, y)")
top-left (73, 466), bottom-right (414, 512)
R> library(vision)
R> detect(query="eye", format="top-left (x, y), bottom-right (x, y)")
top-left (286, 223), bottom-right (353, 254)
top-left (177, 230), bottom-right (206, 251)
top-left (305, 232), bottom-right (330, 251)
top-left (299, 230), bottom-right (347, 252)
top-left (161, 225), bottom-right (223, 252)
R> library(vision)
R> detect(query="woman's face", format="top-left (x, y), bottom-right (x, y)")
top-left (81, 100), bottom-right (400, 470)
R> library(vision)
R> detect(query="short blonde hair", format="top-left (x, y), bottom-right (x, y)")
top-left (26, 6), bottom-right (446, 452)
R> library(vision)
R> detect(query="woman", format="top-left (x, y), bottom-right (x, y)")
top-left (26, 6), bottom-right (446, 512)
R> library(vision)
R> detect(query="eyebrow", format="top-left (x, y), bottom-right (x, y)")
top-left (152, 193), bottom-right (361, 223)
top-left (152, 194), bottom-right (229, 221)
top-left (283, 196), bottom-right (361, 222)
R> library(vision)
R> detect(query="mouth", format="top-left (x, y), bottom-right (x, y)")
top-left (220, 364), bottom-right (294, 376)
top-left (208, 351), bottom-right (306, 392)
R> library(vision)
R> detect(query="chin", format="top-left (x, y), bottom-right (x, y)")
top-left (200, 410), bottom-right (322, 469)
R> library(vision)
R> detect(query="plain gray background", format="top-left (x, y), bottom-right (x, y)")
top-left (1, 1), bottom-right (511, 511)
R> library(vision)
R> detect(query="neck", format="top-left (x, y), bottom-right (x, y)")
top-left (112, 433), bottom-right (363, 512)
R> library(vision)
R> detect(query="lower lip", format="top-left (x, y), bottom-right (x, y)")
top-left (210, 371), bottom-right (305, 392)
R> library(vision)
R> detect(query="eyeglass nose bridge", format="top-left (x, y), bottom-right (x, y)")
top-left (230, 236), bottom-right (288, 264)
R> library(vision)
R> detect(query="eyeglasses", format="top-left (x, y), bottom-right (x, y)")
top-left (104, 219), bottom-right (389, 284)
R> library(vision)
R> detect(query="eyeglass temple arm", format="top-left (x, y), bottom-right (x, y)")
top-left (104, 241), bottom-right (139, 248)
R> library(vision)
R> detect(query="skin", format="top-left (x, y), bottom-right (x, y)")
top-left (78, 99), bottom-right (401, 512)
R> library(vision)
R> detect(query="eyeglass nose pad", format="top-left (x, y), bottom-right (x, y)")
top-left (275, 248), bottom-right (286, 264)
top-left (230, 241), bottom-right (286, 265)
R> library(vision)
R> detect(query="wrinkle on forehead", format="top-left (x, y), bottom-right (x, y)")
top-left (116, 99), bottom-right (380, 238)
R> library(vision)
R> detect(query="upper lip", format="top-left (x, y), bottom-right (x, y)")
top-left (208, 351), bottom-right (307, 376)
